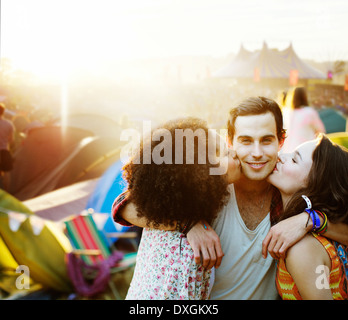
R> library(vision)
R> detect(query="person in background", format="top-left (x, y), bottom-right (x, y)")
top-left (268, 134), bottom-right (348, 299)
top-left (0, 103), bottom-right (15, 189)
top-left (282, 87), bottom-right (325, 153)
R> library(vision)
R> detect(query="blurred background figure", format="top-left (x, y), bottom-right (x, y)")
top-left (282, 87), bottom-right (325, 153)
top-left (0, 103), bottom-right (15, 190)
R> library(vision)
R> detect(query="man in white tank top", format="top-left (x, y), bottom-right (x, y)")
top-left (200, 97), bottom-right (284, 299)
top-left (210, 184), bottom-right (277, 299)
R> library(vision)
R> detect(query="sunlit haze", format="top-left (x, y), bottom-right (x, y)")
top-left (0, 0), bottom-right (348, 241)
top-left (1, 0), bottom-right (348, 82)
top-left (1, 0), bottom-right (348, 130)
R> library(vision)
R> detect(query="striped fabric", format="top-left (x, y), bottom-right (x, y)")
top-left (276, 233), bottom-right (348, 300)
top-left (65, 213), bottom-right (111, 265)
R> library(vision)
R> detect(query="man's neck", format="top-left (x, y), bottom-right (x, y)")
top-left (233, 175), bottom-right (272, 230)
top-left (234, 175), bottom-right (271, 195)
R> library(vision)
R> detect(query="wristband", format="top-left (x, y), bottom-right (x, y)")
top-left (305, 208), bottom-right (321, 232)
top-left (302, 195), bottom-right (312, 209)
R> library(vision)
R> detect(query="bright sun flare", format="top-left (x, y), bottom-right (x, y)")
top-left (1, 0), bottom-right (149, 81)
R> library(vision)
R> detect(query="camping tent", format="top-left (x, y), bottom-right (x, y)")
top-left (23, 179), bottom-right (99, 221)
top-left (318, 108), bottom-right (347, 133)
top-left (8, 126), bottom-right (122, 201)
top-left (86, 160), bottom-right (131, 241)
top-left (213, 42), bottom-right (326, 80)
top-left (0, 189), bottom-right (72, 298)
top-left (23, 160), bottom-right (133, 242)
top-left (53, 113), bottom-right (122, 139)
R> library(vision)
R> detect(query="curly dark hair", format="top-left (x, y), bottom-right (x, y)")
top-left (122, 117), bottom-right (230, 230)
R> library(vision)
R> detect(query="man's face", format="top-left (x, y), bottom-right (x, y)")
top-left (231, 112), bottom-right (281, 181)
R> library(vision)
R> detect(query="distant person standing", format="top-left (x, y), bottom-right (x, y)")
top-left (0, 103), bottom-right (15, 188)
top-left (282, 87), bottom-right (325, 153)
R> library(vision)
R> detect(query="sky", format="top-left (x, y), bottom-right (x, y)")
top-left (1, 0), bottom-right (348, 80)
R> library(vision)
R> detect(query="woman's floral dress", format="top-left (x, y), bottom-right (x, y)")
top-left (126, 228), bottom-right (212, 300)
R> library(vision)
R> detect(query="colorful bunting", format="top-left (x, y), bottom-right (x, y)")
top-left (8, 211), bottom-right (27, 232)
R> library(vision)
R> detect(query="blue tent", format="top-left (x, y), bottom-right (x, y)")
top-left (318, 108), bottom-right (347, 134)
top-left (85, 160), bottom-right (130, 240)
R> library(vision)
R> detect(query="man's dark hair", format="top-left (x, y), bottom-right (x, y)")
top-left (227, 96), bottom-right (286, 143)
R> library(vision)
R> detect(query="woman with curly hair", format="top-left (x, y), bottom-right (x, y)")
top-left (117, 117), bottom-right (241, 299)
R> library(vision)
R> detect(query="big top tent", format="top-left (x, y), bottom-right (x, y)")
top-left (213, 42), bottom-right (326, 80)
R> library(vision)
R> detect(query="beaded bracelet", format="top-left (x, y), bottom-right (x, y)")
top-left (178, 221), bottom-right (190, 255)
top-left (176, 220), bottom-right (190, 235)
top-left (315, 210), bottom-right (328, 234)
top-left (181, 222), bottom-right (189, 235)
top-left (305, 208), bottom-right (328, 234)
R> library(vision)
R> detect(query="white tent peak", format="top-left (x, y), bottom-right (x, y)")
top-left (213, 42), bottom-right (326, 80)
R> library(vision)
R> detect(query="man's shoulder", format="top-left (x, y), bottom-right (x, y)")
top-left (212, 185), bottom-right (235, 226)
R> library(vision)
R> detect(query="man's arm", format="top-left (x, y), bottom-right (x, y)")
top-left (262, 212), bottom-right (348, 259)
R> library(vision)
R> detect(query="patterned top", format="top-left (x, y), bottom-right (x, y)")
top-left (276, 233), bottom-right (348, 300)
top-left (126, 228), bottom-right (212, 300)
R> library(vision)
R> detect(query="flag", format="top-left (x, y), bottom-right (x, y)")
top-left (289, 69), bottom-right (299, 86)
top-left (254, 67), bottom-right (260, 82)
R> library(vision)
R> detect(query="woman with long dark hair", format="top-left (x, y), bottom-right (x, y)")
top-left (268, 134), bottom-right (348, 299)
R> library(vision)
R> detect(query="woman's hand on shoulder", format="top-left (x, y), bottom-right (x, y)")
top-left (262, 212), bottom-right (309, 259)
top-left (186, 221), bottom-right (224, 269)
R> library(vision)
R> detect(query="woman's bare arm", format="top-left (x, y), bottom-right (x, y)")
top-left (262, 212), bottom-right (348, 259)
top-left (285, 234), bottom-right (333, 300)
